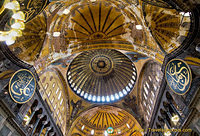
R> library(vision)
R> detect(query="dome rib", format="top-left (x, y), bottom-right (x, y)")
top-left (67, 49), bottom-right (137, 103)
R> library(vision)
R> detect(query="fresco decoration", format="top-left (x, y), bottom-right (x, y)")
top-left (165, 59), bottom-right (192, 95)
top-left (9, 69), bottom-right (36, 104)
top-left (8, 13), bottom-right (47, 63)
top-left (47, 0), bottom-right (166, 63)
top-left (142, 2), bottom-right (191, 54)
top-left (125, 52), bottom-right (148, 62)
top-left (67, 49), bottom-right (137, 103)
top-left (69, 106), bottom-right (143, 136)
top-left (64, 1), bottom-right (131, 40)
top-left (48, 1), bottom-right (62, 14)
top-left (123, 95), bottom-right (140, 118)
top-left (50, 54), bottom-right (76, 68)
top-left (17, 0), bottom-right (49, 22)
top-left (70, 100), bottom-right (84, 121)
top-left (61, 0), bottom-right (147, 46)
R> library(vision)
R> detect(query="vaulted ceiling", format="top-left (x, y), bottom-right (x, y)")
top-left (1, 0), bottom-right (195, 135)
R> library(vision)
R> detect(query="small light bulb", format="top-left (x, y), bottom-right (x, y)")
top-left (6, 38), bottom-right (16, 45)
top-left (106, 96), bottom-right (110, 102)
top-left (115, 93), bottom-right (119, 99)
top-left (91, 129), bottom-right (94, 135)
top-left (11, 22), bottom-right (25, 30)
top-left (136, 25), bottom-right (143, 30)
top-left (4, 1), bottom-right (20, 10)
top-left (88, 95), bottom-right (92, 100)
top-left (97, 96), bottom-right (100, 102)
top-left (53, 32), bottom-right (61, 37)
top-left (102, 96), bottom-right (105, 102)
top-left (164, 131), bottom-right (171, 136)
top-left (111, 95), bottom-right (115, 101)
top-left (12, 11), bottom-right (25, 21)
top-left (63, 9), bottom-right (70, 15)
top-left (92, 96), bottom-right (96, 101)
top-left (171, 115), bottom-right (179, 123)
top-left (0, 34), bottom-right (7, 41)
top-left (9, 29), bottom-right (22, 37)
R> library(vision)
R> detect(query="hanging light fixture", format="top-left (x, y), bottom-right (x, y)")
top-left (164, 131), bottom-right (171, 136)
top-left (0, 0), bottom-right (26, 46)
top-left (171, 114), bottom-right (179, 125)
top-left (11, 21), bottom-right (25, 30)
top-left (12, 11), bottom-right (25, 21)
top-left (4, 1), bottom-right (20, 10)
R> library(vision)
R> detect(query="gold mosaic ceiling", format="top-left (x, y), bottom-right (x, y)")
top-left (8, 13), bottom-right (46, 64)
top-left (2, 0), bottom-right (192, 66)
top-left (67, 49), bottom-right (137, 103)
top-left (69, 106), bottom-right (143, 136)
top-left (143, 2), bottom-right (191, 53)
top-left (48, 0), bottom-right (163, 62)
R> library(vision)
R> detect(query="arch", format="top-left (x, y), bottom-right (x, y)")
top-left (31, 100), bottom-right (39, 110)
top-left (137, 60), bottom-right (163, 125)
top-left (38, 67), bottom-right (70, 134)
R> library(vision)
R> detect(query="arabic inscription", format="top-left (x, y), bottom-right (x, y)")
top-left (9, 69), bottom-right (36, 103)
top-left (165, 59), bottom-right (191, 95)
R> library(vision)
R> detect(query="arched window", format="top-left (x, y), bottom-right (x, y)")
top-left (139, 60), bottom-right (163, 124)
top-left (39, 69), bottom-right (70, 135)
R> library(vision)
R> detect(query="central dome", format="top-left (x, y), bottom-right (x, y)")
top-left (67, 49), bottom-right (137, 103)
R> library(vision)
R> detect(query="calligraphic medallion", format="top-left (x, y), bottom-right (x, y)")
top-left (9, 69), bottom-right (36, 104)
top-left (165, 59), bottom-right (192, 95)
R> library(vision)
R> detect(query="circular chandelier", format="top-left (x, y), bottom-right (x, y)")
top-left (0, 0), bottom-right (25, 45)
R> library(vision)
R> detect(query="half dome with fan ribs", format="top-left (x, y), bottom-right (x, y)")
top-left (69, 106), bottom-right (143, 136)
top-left (67, 49), bottom-right (137, 103)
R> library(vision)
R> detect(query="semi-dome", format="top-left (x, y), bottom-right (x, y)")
top-left (69, 106), bottom-right (143, 136)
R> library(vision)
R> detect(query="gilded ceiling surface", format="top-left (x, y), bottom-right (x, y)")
top-left (69, 106), bottom-right (143, 136)
top-left (67, 49), bottom-right (137, 103)
top-left (2, 0), bottom-right (191, 67)
top-left (39, 68), bottom-right (70, 135)
top-left (0, 0), bottom-right (195, 135)
top-left (46, 0), bottom-right (164, 64)
top-left (8, 13), bottom-right (47, 64)
top-left (143, 2), bottom-right (191, 53)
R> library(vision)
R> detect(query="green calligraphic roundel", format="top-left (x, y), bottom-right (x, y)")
top-left (165, 59), bottom-right (192, 95)
top-left (9, 69), bottom-right (36, 104)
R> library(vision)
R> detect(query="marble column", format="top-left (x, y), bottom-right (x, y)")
top-left (38, 121), bottom-right (48, 136)
top-left (26, 107), bottom-right (38, 125)
top-left (44, 127), bottom-right (51, 136)
top-left (30, 114), bottom-right (43, 136)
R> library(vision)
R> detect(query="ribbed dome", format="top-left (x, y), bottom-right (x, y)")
top-left (67, 49), bottom-right (137, 103)
top-left (69, 106), bottom-right (143, 135)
